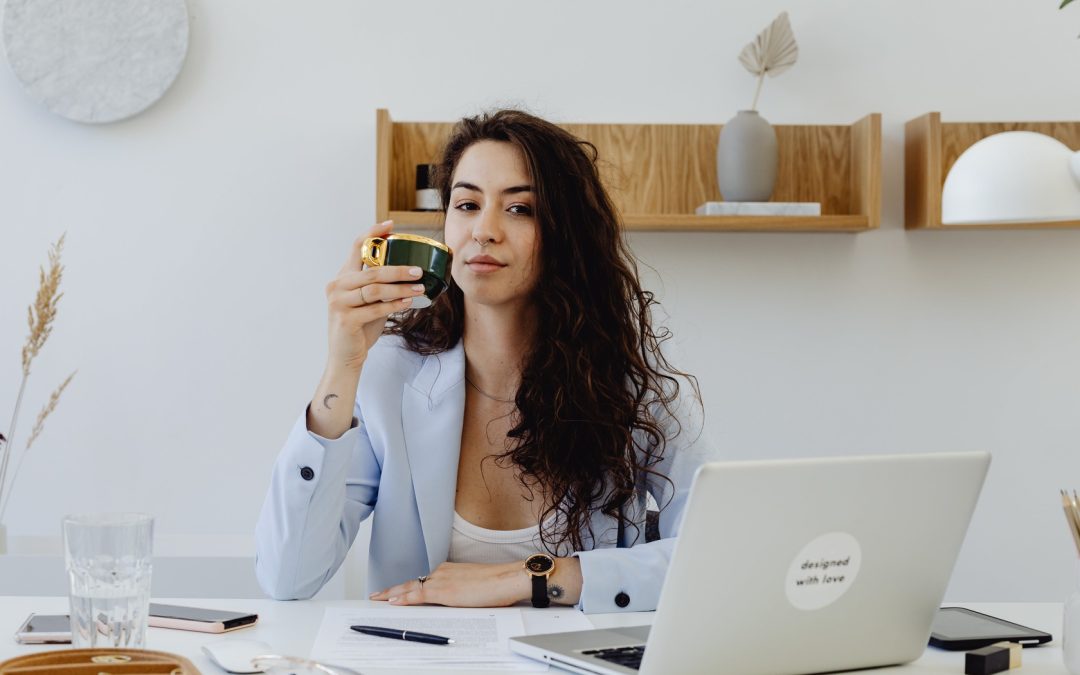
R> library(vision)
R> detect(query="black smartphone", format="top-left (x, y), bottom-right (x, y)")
top-left (929, 607), bottom-right (1053, 651)
top-left (148, 603), bottom-right (258, 633)
top-left (14, 613), bottom-right (71, 644)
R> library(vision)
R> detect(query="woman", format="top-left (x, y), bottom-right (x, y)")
top-left (255, 109), bottom-right (713, 613)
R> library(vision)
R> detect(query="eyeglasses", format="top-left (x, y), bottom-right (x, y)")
top-left (251, 653), bottom-right (363, 675)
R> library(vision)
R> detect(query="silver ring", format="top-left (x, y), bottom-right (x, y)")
top-left (417, 575), bottom-right (429, 586)
top-left (474, 238), bottom-right (490, 248)
top-left (359, 286), bottom-right (369, 305)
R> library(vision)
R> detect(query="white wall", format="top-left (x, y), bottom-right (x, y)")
top-left (2, 0), bottom-right (1079, 601)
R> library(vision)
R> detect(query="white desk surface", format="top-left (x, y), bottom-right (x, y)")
top-left (0, 597), bottom-right (1070, 674)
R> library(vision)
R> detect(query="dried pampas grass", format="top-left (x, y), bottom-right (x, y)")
top-left (21, 235), bottom-right (65, 375)
top-left (0, 234), bottom-right (76, 521)
top-left (26, 371), bottom-right (76, 450)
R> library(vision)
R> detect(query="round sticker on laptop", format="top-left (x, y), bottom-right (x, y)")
top-left (785, 531), bottom-right (862, 611)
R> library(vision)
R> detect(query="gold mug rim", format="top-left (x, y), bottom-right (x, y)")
top-left (382, 233), bottom-right (452, 255)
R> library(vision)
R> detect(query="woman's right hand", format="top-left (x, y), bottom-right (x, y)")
top-left (325, 220), bottom-right (427, 374)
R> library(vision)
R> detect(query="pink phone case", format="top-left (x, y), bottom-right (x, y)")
top-left (148, 615), bottom-right (258, 633)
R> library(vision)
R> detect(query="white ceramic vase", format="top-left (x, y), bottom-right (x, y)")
top-left (717, 110), bottom-right (778, 202)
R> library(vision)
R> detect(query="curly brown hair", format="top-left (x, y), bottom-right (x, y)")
top-left (387, 109), bottom-right (700, 553)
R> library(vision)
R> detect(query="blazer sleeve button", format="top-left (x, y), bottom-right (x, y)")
top-left (300, 466), bottom-right (315, 481)
top-left (614, 592), bottom-right (630, 608)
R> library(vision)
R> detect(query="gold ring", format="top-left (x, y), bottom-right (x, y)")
top-left (359, 286), bottom-right (368, 305)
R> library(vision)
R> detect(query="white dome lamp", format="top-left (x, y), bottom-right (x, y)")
top-left (941, 131), bottom-right (1080, 225)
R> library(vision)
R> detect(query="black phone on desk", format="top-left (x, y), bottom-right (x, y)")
top-left (929, 607), bottom-right (1052, 650)
top-left (14, 614), bottom-right (71, 644)
top-left (148, 603), bottom-right (258, 633)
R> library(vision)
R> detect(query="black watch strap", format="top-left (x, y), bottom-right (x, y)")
top-left (531, 574), bottom-right (550, 608)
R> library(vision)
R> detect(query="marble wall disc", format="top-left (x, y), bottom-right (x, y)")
top-left (1, 0), bottom-right (189, 124)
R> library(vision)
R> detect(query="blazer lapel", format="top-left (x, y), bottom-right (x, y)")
top-left (400, 341), bottom-right (465, 573)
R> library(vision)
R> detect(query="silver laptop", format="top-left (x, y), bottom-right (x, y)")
top-left (510, 451), bottom-right (991, 675)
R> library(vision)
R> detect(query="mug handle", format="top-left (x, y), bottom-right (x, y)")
top-left (361, 237), bottom-right (386, 267)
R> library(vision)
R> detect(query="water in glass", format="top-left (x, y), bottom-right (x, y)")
top-left (63, 513), bottom-right (153, 648)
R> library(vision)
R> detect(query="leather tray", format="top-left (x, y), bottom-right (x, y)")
top-left (0, 647), bottom-right (200, 674)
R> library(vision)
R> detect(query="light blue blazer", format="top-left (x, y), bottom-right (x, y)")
top-left (255, 336), bottom-right (714, 613)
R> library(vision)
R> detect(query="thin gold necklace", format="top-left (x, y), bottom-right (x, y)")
top-left (465, 375), bottom-right (515, 403)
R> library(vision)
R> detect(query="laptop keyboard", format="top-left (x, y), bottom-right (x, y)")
top-left (582, 645), bottom-right (646, 670)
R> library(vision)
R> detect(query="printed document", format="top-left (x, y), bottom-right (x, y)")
top-left (310, 606), bottom-right (592, 671)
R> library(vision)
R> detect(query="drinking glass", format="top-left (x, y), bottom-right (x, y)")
top-left (62, 513), bottom-right (154, 648)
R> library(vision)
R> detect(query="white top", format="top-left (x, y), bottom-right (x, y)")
top-left (447, 511), bottom-right (559, 564)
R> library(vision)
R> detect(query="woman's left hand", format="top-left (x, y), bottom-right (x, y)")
top-left (370, 562), bottom-right (531, 607)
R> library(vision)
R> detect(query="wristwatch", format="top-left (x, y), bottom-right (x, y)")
top-left (523, 553), bottom-right (556, 608)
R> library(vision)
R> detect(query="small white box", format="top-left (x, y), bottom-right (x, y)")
top-left (695, 202), bottom-right (822, 216)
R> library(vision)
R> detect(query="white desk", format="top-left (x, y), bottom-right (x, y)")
top-left (0, 597), bottom-right (1070, 674)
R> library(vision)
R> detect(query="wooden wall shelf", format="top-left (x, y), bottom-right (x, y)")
top-left (376, 109), bottom-right (882, 233)
top-left (905, 112), bottom-right (1080, 230)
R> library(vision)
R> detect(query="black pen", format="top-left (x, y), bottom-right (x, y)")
top-left (350, 624), bottom-right (455, 645)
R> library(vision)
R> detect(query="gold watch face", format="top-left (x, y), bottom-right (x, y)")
top-left (525, 554), bottom-right (554, 575)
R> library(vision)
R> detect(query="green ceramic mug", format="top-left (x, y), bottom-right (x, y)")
top-left (360, 233), bottom-right (453, 309)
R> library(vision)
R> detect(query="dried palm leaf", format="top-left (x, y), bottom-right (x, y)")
top-left (738, 11), bottom-right (799, 111)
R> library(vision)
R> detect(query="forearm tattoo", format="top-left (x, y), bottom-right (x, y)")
top-left (322, 393), bottom-right (338, 410)
top-left (548, 584), bottom-right (565, 601)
